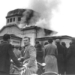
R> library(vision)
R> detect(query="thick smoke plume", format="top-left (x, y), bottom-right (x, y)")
top-left (19, 0), bottom-right (59, 29)
top-left (19, 9), bottom-right (41, 28)
top-left (30, 0), bottom-right (59, 30)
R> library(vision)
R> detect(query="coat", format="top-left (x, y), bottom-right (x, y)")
top-left (44, 43), bottom-right (58, 58)
top-left (23, 45), bottom-right (38, 72)
top-left (0, 41), bottom-right (21, 74)
top-left (66, 43), bottom-right (75, 74)
top-left (13, 48), bottom-right (21, 58)
top-left (56, 43), bottom-right (66, 74)
top-left (44, 43), bottom-right (58, 73)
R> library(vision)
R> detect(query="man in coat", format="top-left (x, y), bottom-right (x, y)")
top-left (56, 40), bottom-right (66, 75)
top-left (66, 40), bottom-right (75, 74)
top-left (44, 39), bottom-right (58, 73)
top-left (0, 34), bottom-right (22, 74)
top-left (22, 37), bottom-right (38, 75)
top-left (35, 41), bottom-right (43, 63)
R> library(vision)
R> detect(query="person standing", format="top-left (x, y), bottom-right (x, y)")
top-left (44, 39), bottom-right (58, 73)
top-left (0, 34), bottom-right (22, 74)
top-left (22, 37), bottom-right (38, 75)
top-left (66, 40), bottom-right (75, 74)
top-left (56, 40), bottom-right (65, 75)
top-left (35, 41), bottom-right (43, 63)
top-left (35, 41), bottom-right (45, 75)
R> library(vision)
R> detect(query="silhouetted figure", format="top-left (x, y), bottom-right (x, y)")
top-left (56, 41), bottom-right (65, 75)
top-left (0, 34), bottom-right (22, 74)
top-left (35, 41), bottom-right (44, 75)
top-left (61, 42), bottom-right (68, 73)
top-left (66, 40), bottom-right (75, 74)
top-left (35, 41), bottom-right (43, 63)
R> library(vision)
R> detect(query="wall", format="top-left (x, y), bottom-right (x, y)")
top-left (0, 26), bottom-right (23, 37)
top-left (37, 28), bottom-right (45, 38)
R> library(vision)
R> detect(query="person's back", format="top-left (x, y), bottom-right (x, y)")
top-left (0, 41), bottom-right (13, 73)
top-left (44, 39), bottom-right (58, 73)
top-left (0, 34), bottom-right (22, 74)
top-left (45, 44), bottom-right (57, 57)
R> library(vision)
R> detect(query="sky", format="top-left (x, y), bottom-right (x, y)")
top-left (0, 0), bottom-right (75, 37)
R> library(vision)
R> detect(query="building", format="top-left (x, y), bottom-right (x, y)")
top-left (0, 9), bottom-right (54, 46)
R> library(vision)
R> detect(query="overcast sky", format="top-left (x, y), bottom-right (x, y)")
top-left (0, 0), bottom-right (75, 37)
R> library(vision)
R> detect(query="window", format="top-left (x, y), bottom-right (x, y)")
top-left (18, 17), bottom-right (21, 21)
top-left (7, 19), bottom-right (9, 23)
top-left (10, 18), bottom-right (12, 22)
top-left (13, 18), bottom-right (15, 21)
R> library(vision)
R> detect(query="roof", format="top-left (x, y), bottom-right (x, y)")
top-left (36, 35), bottom-right (73, 40)
top-left (21, 25), bottom-right (41, 31)
top-left (0, 24), bottom-right (20, 33)
top-left (0, 24), bottom-right (54, 36)
top-left (6, 9), bottom-right (26, 18)
top-left (0, 24), bottom-right (41, 33)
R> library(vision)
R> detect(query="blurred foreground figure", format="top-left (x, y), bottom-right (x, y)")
top-left (56, 40), bottom-right (66, 75)
top-left (66, 40), bottom-right (75, 74)
top-left (44, 39), bottom-right (58, 74)
top-left (0, 34), bottom-right (22, 74)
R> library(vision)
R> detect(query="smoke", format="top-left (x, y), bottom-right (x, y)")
top-left (19, 0), bottom-right (59, 30)
top-left (30, 0), bottom-right (59, 30)
top-left (19, 9), bottom-right (41, 28)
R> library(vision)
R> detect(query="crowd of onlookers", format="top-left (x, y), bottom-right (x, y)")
top-left (35, 38), bottom-right (75, 75)
top-left (12, 37), bottom-right (75, 75)
top-left (1, 34), bottom-right (75, 75)
top-left (11, 37), bottom-right (75, 75)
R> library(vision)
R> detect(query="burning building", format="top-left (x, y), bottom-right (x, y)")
top-left (0, 9), bottom-right (55, 46)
